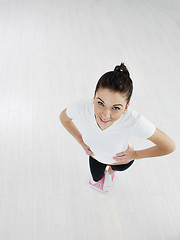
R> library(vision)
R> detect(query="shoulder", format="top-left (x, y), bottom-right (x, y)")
top-left (126, 107), bottom-right (156, 138)
top-left (127, 107), bottom-right (141, 118)
top-left (127, 107), bottom-right (154, 124)
top-left (76, 98), bottom-right (93, 111)
top-left (122, 107), bottom-right (141, 125)
top-left (69, 97), bottom-right (93, 116)
top-left (67, 97), bottom-right (91, 108)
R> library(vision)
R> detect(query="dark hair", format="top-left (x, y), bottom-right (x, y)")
top-left (94, 63), bottom-right (133, 106)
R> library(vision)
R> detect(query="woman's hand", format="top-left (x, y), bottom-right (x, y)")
top-left (81, 142), bottom-right (95, 157)
top-left (111, 145), bottom-right (136, 165)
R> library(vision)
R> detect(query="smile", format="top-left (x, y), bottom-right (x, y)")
top-left (99, 117), bottom-right (111, 123)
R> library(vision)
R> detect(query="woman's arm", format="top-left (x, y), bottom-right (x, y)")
top-left (59, 108), bottom-right (84, 145)
top-left (112, 128), bottom-right (176, 164)
top-left (60, 108), bottom-right (95, 156)
top-left (135, 128), bottom-right (176, 160)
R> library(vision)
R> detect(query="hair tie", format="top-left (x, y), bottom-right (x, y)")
top-left (114, 66), bottom-right (123, 72)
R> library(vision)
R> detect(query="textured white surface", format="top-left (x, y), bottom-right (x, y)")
top-left (0, 0), bottom-right (179, 239)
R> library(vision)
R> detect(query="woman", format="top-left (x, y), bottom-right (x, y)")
top-left (60, 63), bottom-right (176, 192)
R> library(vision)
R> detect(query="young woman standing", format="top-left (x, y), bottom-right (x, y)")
top-left (60, 63), bottom-right (176, 192)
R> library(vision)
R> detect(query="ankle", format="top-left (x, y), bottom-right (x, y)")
top-left (108, 167), bottom-right (115, 175)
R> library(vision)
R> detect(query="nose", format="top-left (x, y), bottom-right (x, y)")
top-left (102, 109), bottom-right (111, 119)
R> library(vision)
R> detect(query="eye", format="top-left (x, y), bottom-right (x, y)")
top-left (113, 107), bottom-right (120, 111)
top-left (98, 101), bottom-right (104, 106)
top-left (98, 101), bottom-right (120, 111)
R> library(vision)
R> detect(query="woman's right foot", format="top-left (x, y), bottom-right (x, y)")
top-left (89, 176), bottom-right (105, 192)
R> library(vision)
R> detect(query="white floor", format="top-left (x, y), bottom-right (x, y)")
top-left (0, 0), bottom-right (180, 239)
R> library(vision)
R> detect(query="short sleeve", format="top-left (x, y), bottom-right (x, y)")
top-left (66, 98), bottom-right (84, 120)
top-left (133, 114), bottom-right (156, 138)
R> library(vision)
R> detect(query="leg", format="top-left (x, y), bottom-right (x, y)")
top-left (103, 165), bottom-right (116, 192)
top-left (89, 156), bottom-right (107, 182)
top-left (103, 160), bottom-right (135, 192)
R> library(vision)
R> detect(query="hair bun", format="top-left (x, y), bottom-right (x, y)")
top-left (114, 66), bottom-right (123, 72)
top-left (114, 63), bottom-right (130, 77)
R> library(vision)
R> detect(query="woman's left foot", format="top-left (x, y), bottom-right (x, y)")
top-left (103, 172), bottom-right (115, 192)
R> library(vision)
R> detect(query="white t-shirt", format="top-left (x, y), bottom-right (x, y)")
top-left (66, 98), bottom-right (156, 164)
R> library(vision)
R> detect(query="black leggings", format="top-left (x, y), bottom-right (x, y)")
top-left (89, 156), bottom-right (135, 182)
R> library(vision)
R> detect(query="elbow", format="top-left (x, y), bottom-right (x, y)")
top-left (59, 108), bottom-right (72, 124)
top-left (59, 112), bottom-right (62, 122)
top-left (158, 140), bottom-right (176, 155)
top-left (163, 141), bottom-right (176, 154)
top-left (59, 111), bottom-right (63, 121)
top-left (59, 111), bottom-right (65, 124)
top-left (170, 140), bottom-right (176, 153)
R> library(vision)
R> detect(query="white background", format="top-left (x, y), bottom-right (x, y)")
top-left (0, 0), bottom-right (179, 239)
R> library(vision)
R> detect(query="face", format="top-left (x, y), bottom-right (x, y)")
top-left (93, 88), bottom-right (130, 128)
